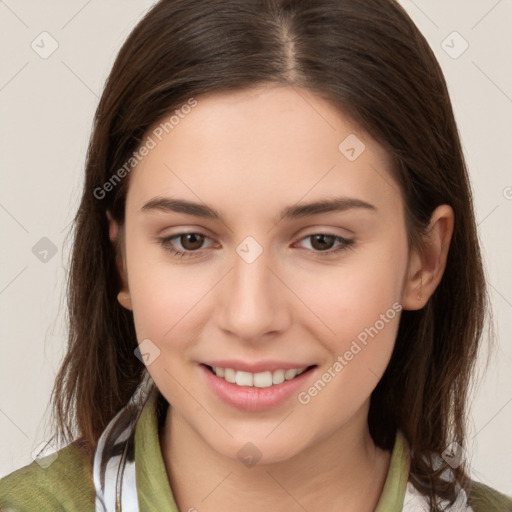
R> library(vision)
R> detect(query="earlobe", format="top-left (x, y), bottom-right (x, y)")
top-left (117, 290), bottom-right (133, 310)
top-left (106, 210), bottom-right (133, 311)
top-left (402, 253), bottom-right (425, 311)
top-left (402, 205), bottom-right (454, 310)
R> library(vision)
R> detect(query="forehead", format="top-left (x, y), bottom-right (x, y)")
top-left (125, 85), bottom-right (400, 220)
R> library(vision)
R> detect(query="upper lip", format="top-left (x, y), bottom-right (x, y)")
top-left (201, 360), bottom-right (316, 373)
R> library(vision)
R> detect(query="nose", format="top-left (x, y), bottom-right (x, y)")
top-left (217, 244), bottom-right (291, 343)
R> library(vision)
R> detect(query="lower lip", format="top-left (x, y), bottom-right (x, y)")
top-left (199, 364), bottom-right (317, 412)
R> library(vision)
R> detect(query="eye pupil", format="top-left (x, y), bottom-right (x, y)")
top-left (311, 234), bottom-right (335, 251)
top-left (181, 233), bottom-right (204, 250)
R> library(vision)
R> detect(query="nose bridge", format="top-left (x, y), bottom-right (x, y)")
top-left (219, 235), bottom-right (286, 340)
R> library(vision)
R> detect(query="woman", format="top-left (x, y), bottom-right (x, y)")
top-left (1, 0), bottom-right (511, 510)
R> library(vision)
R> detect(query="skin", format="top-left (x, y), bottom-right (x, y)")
top-left (108, 84), bottom-right (454, 512)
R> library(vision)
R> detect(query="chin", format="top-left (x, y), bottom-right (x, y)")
top-left (214, 435), bottom-right (303, 467)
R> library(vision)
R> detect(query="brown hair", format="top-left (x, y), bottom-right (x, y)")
top-left (50, 0), bottom-right (490, 509)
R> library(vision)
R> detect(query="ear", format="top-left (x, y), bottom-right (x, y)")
top-left (402, 204), bottom-right (454, 310)
top-left (106, 210), bottom-right (132, 311)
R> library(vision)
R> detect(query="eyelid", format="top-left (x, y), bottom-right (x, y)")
top-left (293, 224), bottom-right (355, 239)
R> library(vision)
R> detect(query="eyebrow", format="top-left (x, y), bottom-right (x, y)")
top-left (140, 196), bottom-right (376, 222)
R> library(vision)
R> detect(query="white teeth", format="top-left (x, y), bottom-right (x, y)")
top-left (272, 369), bottom-right (285, 385)
top-left (211, 366), bottom-right (309, 388)
top-left (284, 369), bottom-right (298, 380)
top-left (224, 367), bottom-right (236, 383)
top-left (235, 371), bottom-right (253, 387)
top-left (253, 371), bottom-right (272, 388)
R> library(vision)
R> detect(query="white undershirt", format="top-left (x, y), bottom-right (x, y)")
top-left (402, 480), bottom-right (474, 511)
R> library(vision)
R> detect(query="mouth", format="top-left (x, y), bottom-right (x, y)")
top-left (201, 363), bottom-right (318, 388)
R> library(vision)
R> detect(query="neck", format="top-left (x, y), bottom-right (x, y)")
top-left (159, 402), bottom-right (391, 512)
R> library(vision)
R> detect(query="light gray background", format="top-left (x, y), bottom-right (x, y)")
top-left (1, 0), bottom-right (511, 497)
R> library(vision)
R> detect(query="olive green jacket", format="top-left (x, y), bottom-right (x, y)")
top-left (1, 393), bottom-right (511, 511)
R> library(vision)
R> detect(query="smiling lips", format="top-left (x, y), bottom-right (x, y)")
top-left (200, 362), bottom-right (317, 411)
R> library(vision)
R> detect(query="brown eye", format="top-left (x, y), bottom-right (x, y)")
top-left (296, 233), bottom-right (355, 257)
top-left (179, 233), bottom-right (205, 251)
top-left (159, 232), bottom-right (212, 258)
top-left (309, 234), bottom-right (337, 251)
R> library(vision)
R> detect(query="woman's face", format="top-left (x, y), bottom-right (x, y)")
top-left (114, 84), bottom-right (417, 464)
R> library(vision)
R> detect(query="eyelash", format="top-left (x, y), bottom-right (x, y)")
top-left (158, 232), bottom-right (355, 260)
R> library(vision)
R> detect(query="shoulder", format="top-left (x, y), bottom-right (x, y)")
top-left (467, 480), bottom-right (512, 512)
top-left (0, 441), bottom-right (95, 512)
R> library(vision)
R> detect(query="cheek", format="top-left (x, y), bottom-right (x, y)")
top-left (123, 232), bottom-right (188, 335)
top-left (291, 239), bottom-right (407, 339)
top-left (128, 258), bottom-right (213, 343)
top-left (293, 266), bottom-right (403, 418)
top-left (288, 235), bottom-right (407, 398)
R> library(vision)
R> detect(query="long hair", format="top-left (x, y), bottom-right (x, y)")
top-left (50, 1), bottom-right (490, 509)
